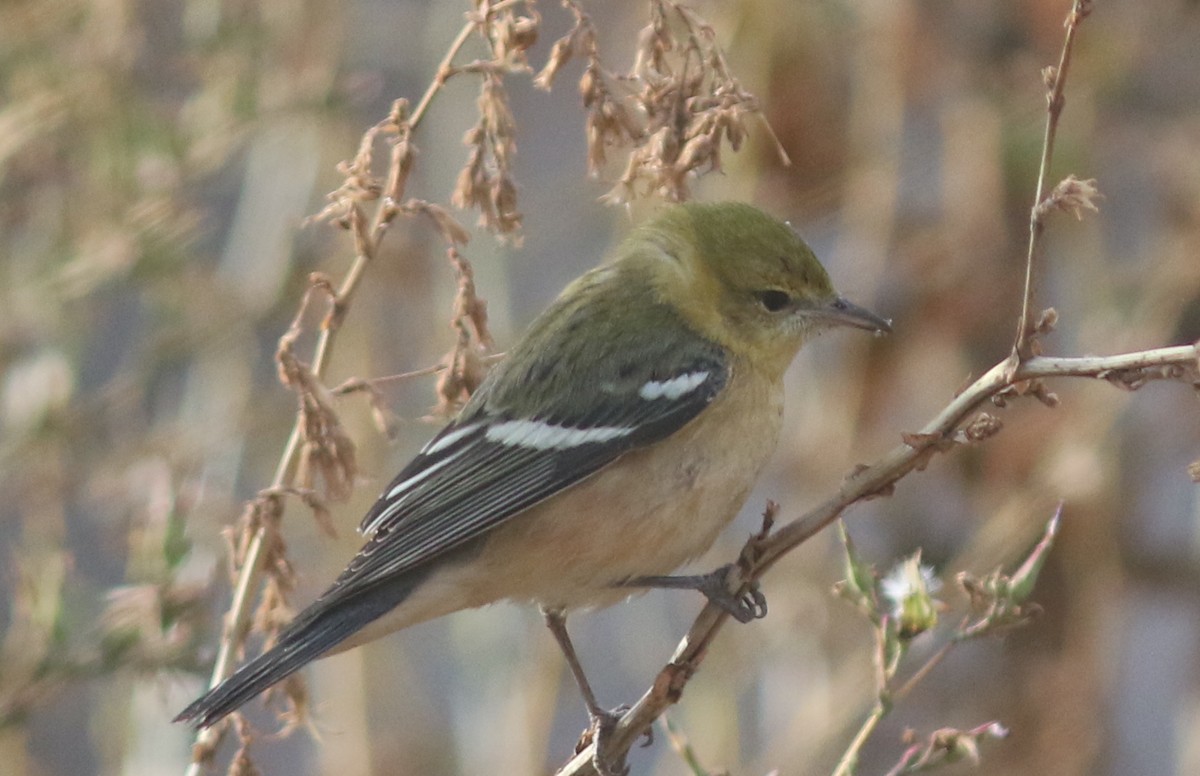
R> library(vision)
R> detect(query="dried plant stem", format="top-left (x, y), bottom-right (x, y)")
top-left (186, 278), bottom-right (360, 774)
top-left (833, 640), bottom-right (955, 776)
top-left (1012, 0), bottom-right (1092, 362)
top-left (409, 10), bottom-right (485, 129)
top-left (834, 618), bottom-right (959, 771)
top-left (831, 701), bottom-right (888, 776)
top-left (183, 11), bottom-right (488, 774)
top-left (332, 352), bottom-right (506, 393)
top-left (555, 341), bottom-right (1200, 776)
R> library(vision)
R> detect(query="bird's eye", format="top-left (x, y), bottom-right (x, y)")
top-left (755, 289), bottom-right (793, 313)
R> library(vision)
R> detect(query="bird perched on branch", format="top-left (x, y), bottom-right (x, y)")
top-left (176, 201), bottom-right (890, 771)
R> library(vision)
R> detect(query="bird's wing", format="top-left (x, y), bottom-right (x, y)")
top-left (336, 335), bottom-right (729, 599)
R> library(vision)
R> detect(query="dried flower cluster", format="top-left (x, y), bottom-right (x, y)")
top-left (193, 277), bottom-right (367, 744)
top-left (1037, 174), bottom-right (1101, 221)
top-left (225, 496), bottom-right (302, 721)
top-left (452, 68), bottom-right (525, 238)
top-left (436, 248), bottom-right (495, 415)
top-left (275, 277), bottom-right (358, 512)
top-left (313, 99), bottom-right (415, 234)
top-left (446, 1), bottom-right (544, 239)
top-left (887, 722), bottom-right (1010, 775)
top-left (537, 0), bottom-right (773, 203)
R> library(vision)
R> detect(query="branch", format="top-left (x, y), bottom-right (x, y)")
top-left (182, 11), bottom-right (489, 774)
top-left (1012, 0), bottom-right (1093, 362)
top-left (556, 341), bottom-right (1200, 775)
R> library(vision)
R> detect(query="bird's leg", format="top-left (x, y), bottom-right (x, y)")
top-left (616, 563), bottom-right (767, 623)
top-left (541, 608), bottom-right (629, 776)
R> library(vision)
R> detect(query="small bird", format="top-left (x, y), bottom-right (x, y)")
top-left (176, 201), bottom-right (890, 767)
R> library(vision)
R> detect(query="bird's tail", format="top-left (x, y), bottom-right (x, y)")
top-left (174, 578), bottom-right (418, 729)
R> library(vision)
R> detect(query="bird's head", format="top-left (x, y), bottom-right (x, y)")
top-left (631, 201), bottom-right (891, 369)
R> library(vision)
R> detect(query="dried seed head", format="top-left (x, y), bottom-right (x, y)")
top-left (1044, 175), bottom-right (1102, 220)
top-left (554, 0), bottom-right (771, 205)
top-left (451, 73), bottom-right (522, 239)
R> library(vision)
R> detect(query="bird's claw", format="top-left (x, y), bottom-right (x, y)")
top-left (616, 565), bottom-right (768, 622)
top-left (701, 564), bottom-right (768, 623)
top-left (576, 706), bottom-right (631, 776)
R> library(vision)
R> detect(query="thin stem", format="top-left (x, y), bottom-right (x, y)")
top-left (833, 621), bottom-right (904, 776)
top-left (831, 702), bottom-right (888, 776)
top-left (410, 18), bottom-right (479, 130)
top-left (331, 352), bottom-right (506, 393)
top-left (1013, 0), bottom-right (1091, 360)
top-left (407, 0), bottom-right (524, 129)
top-left (183, 11), bottom-right (489, 774)
top-left (757, 345), bottom-right (1197, 574)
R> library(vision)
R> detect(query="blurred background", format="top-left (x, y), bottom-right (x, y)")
top-left (2, 1), bottom-right (1199, 774)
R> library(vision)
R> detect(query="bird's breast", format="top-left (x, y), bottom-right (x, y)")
top-left (471, 363), bottom-right (786, 610)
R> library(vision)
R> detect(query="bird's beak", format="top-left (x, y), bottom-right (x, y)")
top-left (809, 296), bottom-right (893, 334)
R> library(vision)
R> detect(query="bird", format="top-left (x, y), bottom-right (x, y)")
top-left (176, 201), bottom-right (890, 770)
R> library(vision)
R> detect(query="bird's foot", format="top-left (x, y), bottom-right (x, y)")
top-left (615, 564), bottom-right (768, 622)
top-left (576, 706), bottom-right (631, 776)
top-left (697, 564), bottom-right (767, 623)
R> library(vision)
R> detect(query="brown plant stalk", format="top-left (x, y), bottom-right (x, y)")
top-left (182, 9), bottom-right (497, 773)
top-left (1011, 0), bottom-right (1093, 364)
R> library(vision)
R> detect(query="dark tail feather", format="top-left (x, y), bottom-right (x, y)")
top-left (175, 577), bottom-right (421, 728)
